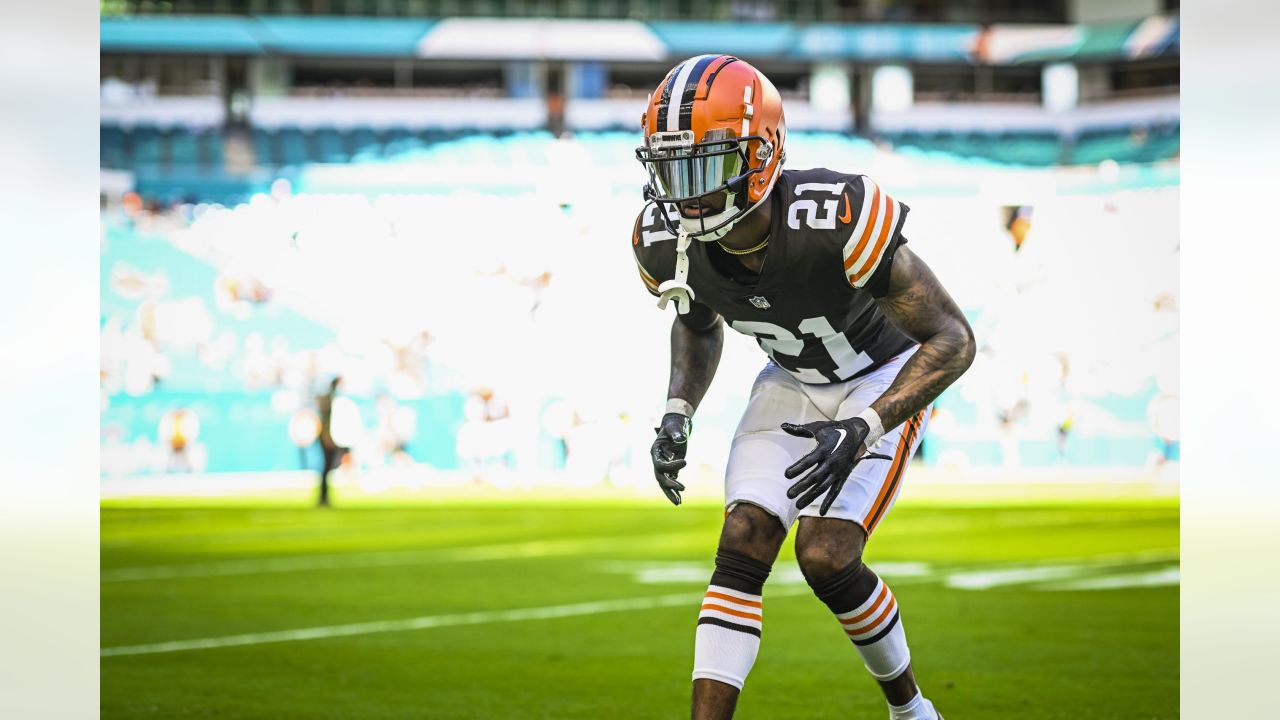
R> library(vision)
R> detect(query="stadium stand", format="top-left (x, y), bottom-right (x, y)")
top-left (99, 8), bottom-right (1179, 479)
top-left (101, 123), bottom-right (1180, 173)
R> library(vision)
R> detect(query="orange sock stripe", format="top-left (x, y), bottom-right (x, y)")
top-left (700, 603), bottom-right (763, 622)
top-left (838, 584), bottom-right (889, 626)
top-left (704, 591), bottom-right (762, 609)
top-left (845, 595), bottom-right (898, 637)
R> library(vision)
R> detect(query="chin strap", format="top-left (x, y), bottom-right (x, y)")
top-left (657, 227), bottom-right (695, 315)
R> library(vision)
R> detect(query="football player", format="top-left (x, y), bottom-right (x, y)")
top-left (632, 55), bottom-right (975, 720)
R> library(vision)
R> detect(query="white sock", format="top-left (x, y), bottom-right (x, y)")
top-left (691, 549), bottom-right (772, 690)
top-left (833, 575), bottom-right (912, 680)
top-left (889, 691), bottom-right (938, 720)
top-left (691, 584), bottom-right (763, 689)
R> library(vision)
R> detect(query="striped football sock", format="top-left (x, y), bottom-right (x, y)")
top-left (691, 549), bottom-right (772, 689)
top-left (808, 562), bottom-right (913, 681)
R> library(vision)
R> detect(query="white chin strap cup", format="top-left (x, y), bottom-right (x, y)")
top-left (657, 280), bottom-right (694, 315)
top-left (657, 228), bottom-right (695, 315)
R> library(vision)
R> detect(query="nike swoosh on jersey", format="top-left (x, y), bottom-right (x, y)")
top-left (839, 192), bottom-right (852, 224)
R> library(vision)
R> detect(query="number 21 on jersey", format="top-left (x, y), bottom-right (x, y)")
top-left (787, 182), bottom-right (845, 231)
top-left (731, 315), bottom-right (872, 383)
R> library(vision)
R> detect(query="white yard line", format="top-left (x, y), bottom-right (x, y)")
top-left (1040, 567), bottom-right (1181, 591)
top-left (942, 550), bottom-right (1180, 590)
top-left (102, 586), bottom-right (813, 658)
top-left (945, 564), bottom-right (1096, 590)
top-left (102, 531), bottom-right (707, 582)
top-left (101, 550), bottom-right (1180, 658)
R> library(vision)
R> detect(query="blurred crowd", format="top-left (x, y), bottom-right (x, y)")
top-left (100, 134), bottom-right (1179, 482)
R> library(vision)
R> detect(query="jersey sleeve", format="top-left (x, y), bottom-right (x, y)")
top-left (631, 214), bottom-right (661, 296)
top-left (840, 175), bottom-right (910, 291)
top-left (631, 207), bottom-right (675, 297)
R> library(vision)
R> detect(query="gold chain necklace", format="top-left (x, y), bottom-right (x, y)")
top-left (717, 235), bottom-right (769, 256)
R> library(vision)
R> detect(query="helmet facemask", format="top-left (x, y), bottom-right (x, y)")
top-left (638, 127), bottom-right (775, 241)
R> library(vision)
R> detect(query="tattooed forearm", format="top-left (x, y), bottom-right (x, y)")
top-left (668, 310), bottom-right (724, 413)
top-left (870, 247), bottom-right (976, 433)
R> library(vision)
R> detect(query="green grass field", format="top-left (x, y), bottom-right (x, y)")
top-left (101, 495), bottom-right (1178, 719)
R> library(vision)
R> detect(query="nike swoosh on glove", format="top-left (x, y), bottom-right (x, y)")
top-left (781, 416), bottom-right (893, 516)
top-left (651, 412), bottom-right (692, 506)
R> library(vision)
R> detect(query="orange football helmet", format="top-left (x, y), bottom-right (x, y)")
top-left (637, 55), bottom-right (787, 241)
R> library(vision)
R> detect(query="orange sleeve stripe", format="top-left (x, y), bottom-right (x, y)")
top-left (634, 254), bottom-right (659, 289)
top-left (846, 595), bottom-right (898, 637)
top-left (637, 263), bottom-right (658, 284)
top-left (700, 603), bottom-right (763, 622)
top-left (866, 411), bottom-right (924, 534)
top-left (850, 197), bottom-right (898, 283)
top-left (842, 183), bottom-right (881, 272)
top-left (838, 584), bottom-right (889, 626)
top-left (864, 414), bottom-right (917, 524)
top-left (704, 591), bottom-right (762, 608)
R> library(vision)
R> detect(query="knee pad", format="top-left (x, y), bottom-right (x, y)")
top-left (806, 561), bottom-right (879, 615)
top-left (711, 549), bottom-right (772, 595)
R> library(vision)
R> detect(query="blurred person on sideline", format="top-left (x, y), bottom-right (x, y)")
top-left (160, 407), bottom-right (200, 473)
top-left (456, 387), bottom-right (514, 485)
top-left (632, 56), bottom-right (974, 720)
top-left (316, 376), bottom-right (347, 507)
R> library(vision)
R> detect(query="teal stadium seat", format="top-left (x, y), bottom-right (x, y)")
top-left (1137, 124), bottom-right (1180, 163)
top-left (349, 128), bottom-right (382, 160)
top-left (382, 128), bottom-right (409, 155)
top-left (252, 129), bottom-right (277, 167)
top-left (314, 129), bottom-right (348, 163)
top-left (131, 127), bottom-right (163, 167)
top-left (279, 128), bottom-right (309, 166)
top-left (200, 132), bottom-right (225, 168)
top-left (169, 131), bottom-right (199, 166)
top-left (101, 127), bottom-right (127, 168)
top-left (1072, 128), bottom-right (1136, 165)
top-left (384, 128), bottom-right (425, 157)
top-left (885, 130), bottom-right (1061, 167)
top-left (1070, 124), bottom-right (1178, 165)
top-left (999, 132), bottom-right (1061, 166)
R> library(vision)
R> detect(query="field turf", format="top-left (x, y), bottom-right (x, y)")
top-left (101, 495), bottom-right (1178, 719)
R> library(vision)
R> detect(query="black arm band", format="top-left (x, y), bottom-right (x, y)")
top-left (676, 301), bottom-right (721, 333)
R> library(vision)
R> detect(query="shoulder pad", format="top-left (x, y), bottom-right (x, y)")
top-left (631, 205), bottom-right (680, 296)
top-left (840, 175), bottom-right (908, 288)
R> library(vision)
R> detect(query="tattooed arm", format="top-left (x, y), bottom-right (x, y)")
top-left (648, 304), bottom-right (724, 505)
top-left (869, 246), bottom-right (976, 434)
top-left (666, 303), bottom-right (724, 412)
top-left (778, 246), bottom-right (973, 514)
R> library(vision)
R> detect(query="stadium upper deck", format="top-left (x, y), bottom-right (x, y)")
top-left (102, 0), bottom-right (1082, 24)
top-left (99, 8), bottom-right (1178, 180)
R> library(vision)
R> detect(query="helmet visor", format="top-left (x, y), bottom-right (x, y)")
top-left (638, 128), bottom-right (746, 201)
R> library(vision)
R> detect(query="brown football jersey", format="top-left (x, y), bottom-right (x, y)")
top-left (631, 167), bottom-right (916, 384)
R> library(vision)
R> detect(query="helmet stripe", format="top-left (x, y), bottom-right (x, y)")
top-left (655, 61), bottom-right (686, 132)
top-left (665, 54), bottom-right (715, 132)
top-left (676, 55), bottom-right (718, 131)
top-left (702, 56), bottom-right (739, 97)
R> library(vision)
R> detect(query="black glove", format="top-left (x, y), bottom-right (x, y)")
top-left (651, 412), bottom-right (692, 506)
top-left (782, 417), bottom-right (893, 516)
